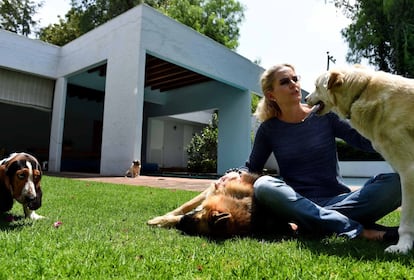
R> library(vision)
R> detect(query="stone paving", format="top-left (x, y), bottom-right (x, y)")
top-left (47, 172), bottom-right (364, 193)
top-left (47, 172), bottom-right (215, 192)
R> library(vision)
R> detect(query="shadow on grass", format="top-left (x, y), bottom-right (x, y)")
top-left (290, 235), bottom-right (414, 264)
top-left (202, 233), bottom-right (296, 245)
top-left (181, 229), bottom-right (414, 265)
top-left (0, 213), bottom-right (27, 231)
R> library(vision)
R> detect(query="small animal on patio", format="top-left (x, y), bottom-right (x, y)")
top-left (306, 65), bottom-right (414, 254)
top-left (147, 170), bottom-right (295, 238)
top-left (124, 160), bottom-right (141, 178)
top-left (0, 152), bottom-right (44, 220)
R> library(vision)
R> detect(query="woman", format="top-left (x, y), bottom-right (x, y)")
top-left (247, 63), bottom-right (401, 240)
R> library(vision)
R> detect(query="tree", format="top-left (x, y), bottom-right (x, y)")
top-left (330, 0), bottom-right (414, 77)
top-left (37, 8), bottom-right (83, 46)
top-left (382, 0), bottom-right (414, 76)
top-left (38, 0), bottom-right (141, 45)
top-left (157, 0), bottom-right (244, 49)
top-left (70, 0), bottom-right (142, 34)
top-left (186, 112), bottom-right (218, 173)
top-left (251, 93), bottom-right (260, 114)
top-left (0, 0), bottom-right (41, 36)
top-left (39, 0), bottom-right (244, 49)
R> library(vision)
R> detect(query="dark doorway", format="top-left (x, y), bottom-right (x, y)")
top-left (61, 84), bottom-right (104, 173)
top-left (0, 102), bottom-right (51, 163)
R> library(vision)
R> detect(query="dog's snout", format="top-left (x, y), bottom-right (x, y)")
top-left (24, 185), bottom-right (37, 199)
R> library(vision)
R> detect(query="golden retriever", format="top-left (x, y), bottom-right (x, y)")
top-left (147, 171), bottom-right (295, 238)
top-left (306, 65), bottom-right (414, 253)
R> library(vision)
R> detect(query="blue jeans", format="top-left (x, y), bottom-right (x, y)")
top-left (253, 173), bottom-right (402, 238)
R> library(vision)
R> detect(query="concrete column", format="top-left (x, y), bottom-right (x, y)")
top-left (48, 77), bottom-right (67, 172)
top-left (99, 53), bottom-right (145, 175)
top-left (217, 90), bottom-right (252, 174)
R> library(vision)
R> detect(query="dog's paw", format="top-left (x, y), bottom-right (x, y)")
top-left (147, 215), bottom-right (170, 226)
top-left (385, 244), bottom-right (411, 254)
top-left (27, 212), bottom-right (45, 220)
top-left (385, 234), bottom-right (414, 254)
top-left (147, 215), bottom-right (181, 228)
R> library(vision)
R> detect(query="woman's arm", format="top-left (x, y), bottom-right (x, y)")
top-left (245, 123), bottom-right (273, 173)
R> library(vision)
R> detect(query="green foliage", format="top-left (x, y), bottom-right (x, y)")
top-left (381, 0), bottom-right (414, 76)
top-left (251, 93), bottom-right (260, 114)
top-left (0, 0), bottom-right (41, 36)
top-left (71, 0), bottom-right (142, 34)
top-left (37, 8), bottom-right (83, 46)
top-left (336, 139), bottom-right (383, 161)
top-left (331, 0), bottom-right (414, 77)
top-left (38, 0), bottom-right (142, 44)
top-left (186, 112), bottom-right (218, 173)
top-left (38, 0), bottom-right (244, 49)
top-left (158, 0), bottom-right (244, 49)
top-left (1, 175), bottom-right (413, 279)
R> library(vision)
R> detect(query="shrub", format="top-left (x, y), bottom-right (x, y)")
top-left (186, 112), bottom-right (218, 173)
top-left (336, 139), bottom-right (384, 161)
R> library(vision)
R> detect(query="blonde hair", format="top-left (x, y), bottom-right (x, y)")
top-left (254, 64), bottom-right (296, 122)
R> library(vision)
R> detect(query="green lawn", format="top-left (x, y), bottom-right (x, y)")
top-left (0, 176), bottom-right (412, 279)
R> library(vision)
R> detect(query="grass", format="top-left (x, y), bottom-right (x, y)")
top-left (0, 176), bottom-right (413, 279)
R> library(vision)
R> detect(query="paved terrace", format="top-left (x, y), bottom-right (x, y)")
top-left (47, 172), bottom-right (366, 192)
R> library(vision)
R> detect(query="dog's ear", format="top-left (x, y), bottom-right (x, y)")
top-left (211, 211), bottom-right (231, 227)
top-left (327, 72), bottom-right (344, 90)
top-left (0, 164), bottom-right (10, 190)
top-left (0, 164), bottom-right (6, 180)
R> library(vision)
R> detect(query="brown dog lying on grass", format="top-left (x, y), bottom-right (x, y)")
top-left (147, 171), bottom-right (296, 238)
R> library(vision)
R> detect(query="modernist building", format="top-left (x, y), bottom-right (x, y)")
top-left (0, 4), bottom-right (264, 175)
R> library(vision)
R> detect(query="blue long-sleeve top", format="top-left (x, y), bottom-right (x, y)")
top-left (246, 112), bottom-right (375, 199)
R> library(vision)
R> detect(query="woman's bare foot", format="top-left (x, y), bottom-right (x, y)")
top-left (360, 229), bottom-right (386, 241)
top-left (289, 223), bottom-right (298, 231)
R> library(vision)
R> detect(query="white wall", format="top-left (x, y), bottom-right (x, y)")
top-left (0, 30), bottom-right (60, 78)
top-left (146, 118), bottom-right (204, 169)
top-left (147, 118), bottom-right (164, 165)
top-left (339, 161), bottom-right (394, 177)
